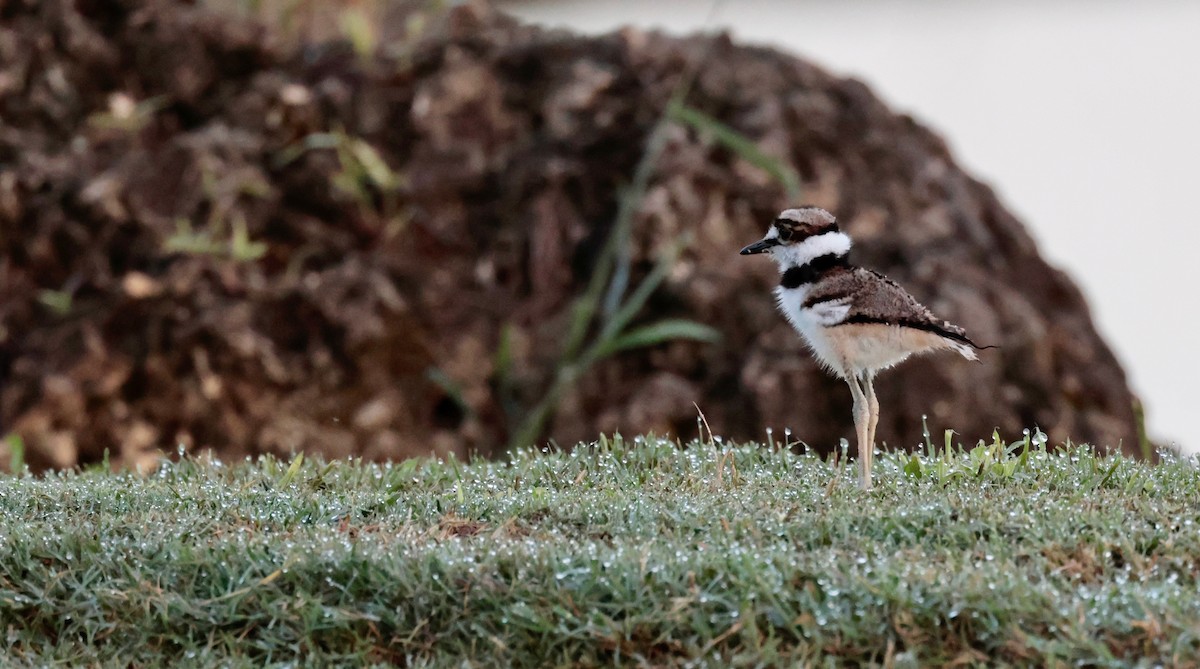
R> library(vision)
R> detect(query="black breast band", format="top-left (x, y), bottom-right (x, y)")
top-left (780, 254), bottom-right (849, 289)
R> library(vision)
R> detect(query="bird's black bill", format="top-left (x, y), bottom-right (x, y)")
top-left (740, 239), bottom-right (777, 255)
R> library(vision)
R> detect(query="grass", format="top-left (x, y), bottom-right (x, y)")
top-left (2, 435), bottom-right (1199, 667)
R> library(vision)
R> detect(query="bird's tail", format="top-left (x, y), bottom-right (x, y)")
top-left (947, 339), bottom-right (979, 362)
top-left (939, 329), bottom-right (998, 363)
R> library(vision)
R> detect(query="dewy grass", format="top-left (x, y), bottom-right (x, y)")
top-left (2, 438), bottom-right (1199, 666)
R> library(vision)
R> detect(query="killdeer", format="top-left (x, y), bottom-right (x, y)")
top-left (740, 206), bottom-right (985, 490)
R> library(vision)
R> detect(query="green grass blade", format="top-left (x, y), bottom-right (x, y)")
top-left (5, 433), bottom-right (24, 474)
top-left (600, 234), bottom-right (690, 341)
top-left (670, 104), bottom-right (802, 199)
top-left (596, 319), bottom-right (721, 358)
top-left (563, 120), bottom-right (674, 363)
top-left (277, 452), bottom-right (305, 488)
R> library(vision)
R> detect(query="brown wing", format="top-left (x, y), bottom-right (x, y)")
top-left (804, 268), bottom-right (977, 347)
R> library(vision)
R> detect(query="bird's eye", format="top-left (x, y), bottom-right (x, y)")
top-left (776, 227), bottom-right (792, 242)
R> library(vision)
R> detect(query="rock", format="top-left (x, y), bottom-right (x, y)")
top-left (0, 1), bottom-right (1140, 470)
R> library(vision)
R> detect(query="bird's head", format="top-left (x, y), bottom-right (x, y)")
top-left (740, 207), bottom-right (849, 267)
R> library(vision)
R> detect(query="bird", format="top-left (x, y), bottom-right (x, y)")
top-left (740, 206), bottom-right (986, 490)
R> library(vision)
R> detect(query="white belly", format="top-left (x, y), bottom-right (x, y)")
top-left (775, 285), bottom-right (850, 376)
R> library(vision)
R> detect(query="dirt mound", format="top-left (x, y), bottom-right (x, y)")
top-left (0, 1), bottom-right (1139, 470)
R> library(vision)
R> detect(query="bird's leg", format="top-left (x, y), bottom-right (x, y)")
top-left (845, 374), bottom-right (872, 490)
top-left (864, 373), bottom-right (879, 469)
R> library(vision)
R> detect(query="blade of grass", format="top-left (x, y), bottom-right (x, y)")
top-left (1133, 398), bottom-right (1153, 461)
top-left (669, 104), bottom-right (802, 199)
top-left (562, 108), bottom-right (678, 364)
top-left (5, 434), bottom-right (25, 474)
top-left (278, 452), bottom-right (305, 488)
top-left (599, 233), bottom-right (691, 341)
top-left (595, 319), bottom-right (721, 358)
